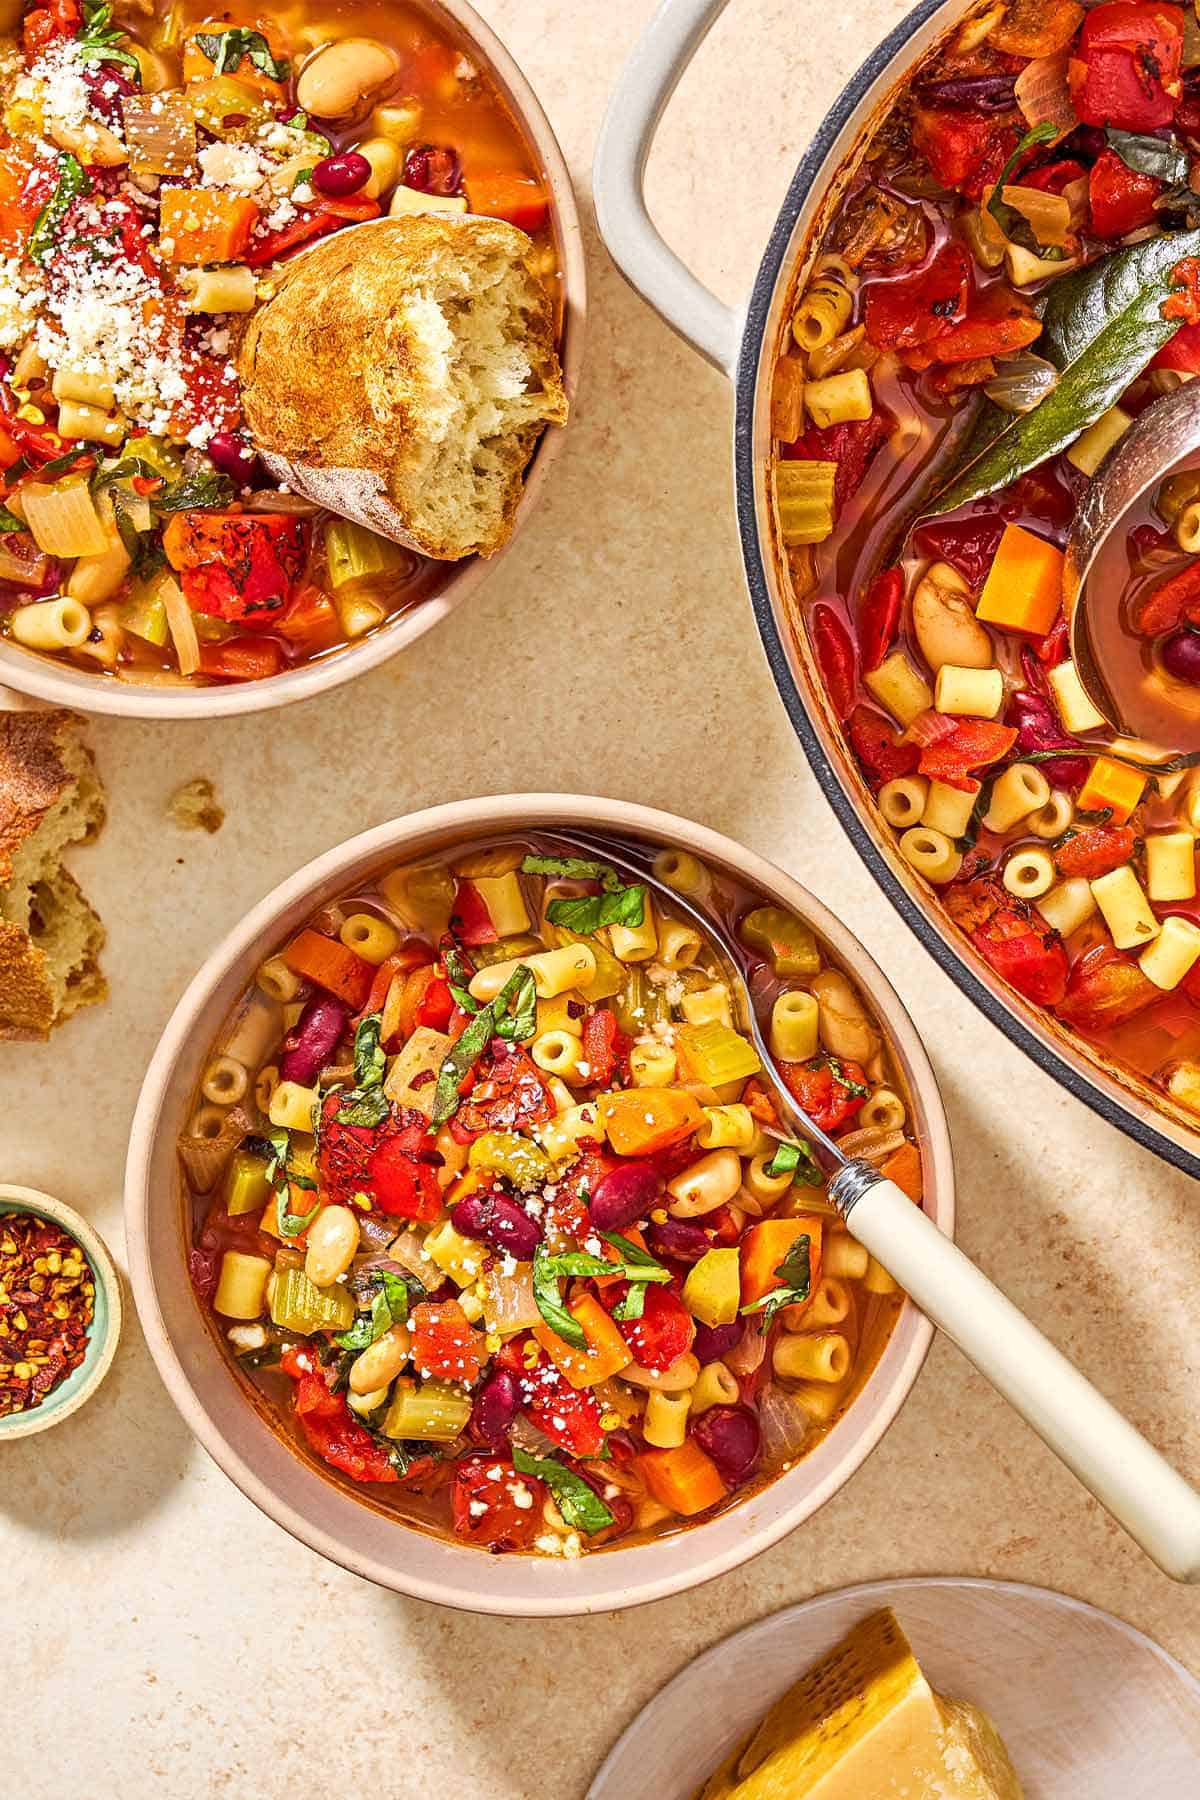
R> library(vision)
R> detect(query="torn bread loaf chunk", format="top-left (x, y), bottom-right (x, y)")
top-left (237, 213), bottom-right (567, 561)
top-left (0, 709), bottom-right (106, 1039)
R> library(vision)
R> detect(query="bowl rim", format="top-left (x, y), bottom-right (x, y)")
top-left (0, 1182), bottom-right (123, 1439)
top-left (0, 0), bottom-right (587, 721)
top-left (730, 0), bottom-right (1200, 1183)
top-left (124, 793), bottom-right (954, 1615)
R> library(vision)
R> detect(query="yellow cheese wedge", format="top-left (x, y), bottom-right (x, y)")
top-left (693, 1609), bottom-right (1024, 1800)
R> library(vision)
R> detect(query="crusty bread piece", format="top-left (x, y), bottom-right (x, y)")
top-left (237, 213), bottom-right (567, 561)
top-left (0, 709), bottom-right (106, 1040)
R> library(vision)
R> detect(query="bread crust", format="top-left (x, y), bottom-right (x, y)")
top-left (0, 870), bottom-right (107, 1040)
top-left (237, 213), bottom-right (566, 560)
top-left (0, 707), bottom-right (101, 884)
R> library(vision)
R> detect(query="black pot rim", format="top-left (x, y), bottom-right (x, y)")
top-left (731, 0), bottom-right (1200, 1183)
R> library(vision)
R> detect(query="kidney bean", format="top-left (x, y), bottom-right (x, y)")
top-left (279, 994), bottom-right (347, 1086)
top-left (82, 64), bottom-right (137, 124)
top-left (1006, 690), bottom-right (1092, 790)
top-left (646, 1218), bottom-right (710, 1263)
top-left (207, 430), bottom-right (260, 484)
top-left (471, 1368), bottom-right (519, 1445)
top-left (1163, 629), bottom-right (1200, 684)
top-left (312, 150), bottom-right (372, 197)
top-left (690, 1405), bottom-right (762, 1488)
top-left (589, 1161), bottom-right (660, 1232)
top-left (403, 143), bottom-right (462, 195)
top-left (451, 1192), bottom-right (494, 1240)
top-left (484, 1195), bottom-right (543, 1262)
top-left (691, 1321), bottom-right (744, 1365)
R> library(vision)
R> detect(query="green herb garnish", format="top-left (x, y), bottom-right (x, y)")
top-left (526, 852), bottom-right (648, 937)
top-left (335, 1012), bottom-right (390, 1128)
top-left (532, 1239), bottom-right (669, 1346)
top-left (195, 26), bottom-right (289, 80)
top-left (157, 471), bottom-right (236, 513)
top-left (429, 964), bottom-right (537, 1123)
top-left (741, 1235), bottom-right (812, 1331)
top-left (29, 154), bottom-right (91, 265)
top-left (763, 1138), bottom-right (822, 1187)
top-left (0, 506), bottom-right (24, 533)
top-left (334, 1270), bottom-right (410, 1350)
top-left (1106, 128), bottom-right (1189, 186)
top-left (77, 0), bottom-right (141, 75)
top-left (511, 1447), bottom-right (615, 1534)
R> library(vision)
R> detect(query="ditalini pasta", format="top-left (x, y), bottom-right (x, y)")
top-left (772, 0), bottom-right (1200, 1124)
top-left (180, 836), bottom-right (923, 1555)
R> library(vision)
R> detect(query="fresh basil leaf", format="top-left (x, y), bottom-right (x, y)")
top-left (521, 853), bottom-right (621, 888)
top-left (531, 1245), bottom-right (589, 1347)
top-left (763, 1139), bottom-right (824, 1186)
top-left (493, 964), bottom-right (537, 1042)
top-left (335, 1089), bottom-right (390, 1129)
top-left (431, 1002), bottom-right (495, 1125)
top-left (334, 1288), bottom-right (392, 1350)
top-left (292, 166), bottom-right (314, 192)
top-left (822, 1055), bottom-right (869, 1100)
top-left (987, 120), bottom-right (1058, 230)
top-left (35, 447), bottom-right (95, 478)
top-left (377, 1270), bottom-right (411, 1322)
top-left (157, 471), bottom-right (236, 513)
top-left (547, 883), bottom-right (647, 936)
top-left (78, 0), bottom-right (140, 72)
top-left (925, 229), bottom-right (1200, 517)
top-left (276, 1184), bottom-right (321, 1238)
top-left (196, 26), bottom-right (289, 81)
top-left (352, 1013), bottom-right (386, 1089)
top-left (448, 982), bottom-right (480, 1014)
top-left (511, 1447), bottom-right (615, 1534)
top-left (0, 506), bottom-right (24, 533)
top-left (29, 154), bottom-right (91, 265)
top-left (261, 1128), bottom-right (291, 1188)
top-left (741, 1234), bottom-right (812, 1330)
top-left (1107, 128), bottom-right (1189, 186)
top-left (597, 1231), bottom-right (670, 1279)
top-left (613, 1282), bottom-right (646, 1322)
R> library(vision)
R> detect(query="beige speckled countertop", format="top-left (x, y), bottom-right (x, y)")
top-left (5, 2), bottom-right (1200, 1794)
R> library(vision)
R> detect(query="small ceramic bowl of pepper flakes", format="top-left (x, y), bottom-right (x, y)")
top-left (0, 1184), bottom-right (121, 1440)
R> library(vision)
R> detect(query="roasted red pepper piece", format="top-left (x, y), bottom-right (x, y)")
top-left (917, 719), bottom-right (1018, 791)
top-left (1021, 157), bottom-right (1088, 194)
top-left (858, 568), bottom-right (904, 673)
top-left (162, 512), bottom-right (309, 622)
top-left (502, 1340), bottom-right (606, 1456)
top-left (196, 636), bottom-right (285, 681)
top-left (1130, 558), bottom-right (1200, 635)
top-left (451, 1456), bottom-right (547, 1551)
top-left (1069, 1), bottom-right (1185, 131)
top-left (1034, 615), bottom-right (1071, 666)
top-left (1056, 939), bottom-right (1161, 1029)
top-left (280, 1347), bottom-right (398, 1483)
top-left (847, 704), bottom-right (921, 787)
top-left (780, 1055), bottom-right (869, 1132)
top-left (912, 514), bottom-right (1006, 590)
top-left (415, 973), bottom-right (455, 1031)
top-left (911, 106), bottom-right (1018, 199)
top-left (1088, 145), bottom-right (1163, 237)
top-left (456, 1043), bottom-right (553, 1134)
top-left (316, 1095), bottom-right (442, 1218)
top-left (607, 1283), bottom-right (695, 1374)
top-left (22, 0), bottom-right (79, 59)
top-left (947, 876), bottom-right (1070, 1006)
top-left (863, 243), bottom-right (971, 350)
top-left (902, 287), bottom-right (1041, 370)
top-left (1054, 824), bottom-right (1138, 880)
top-left (580, 1006), bottom-right (628, 1087)
top-left (409, 1299), bottom-right (486, 1383)
top-left (451, 878), bottom-right (498, 945)
top-left (811, 601), bottom-right (857, 719)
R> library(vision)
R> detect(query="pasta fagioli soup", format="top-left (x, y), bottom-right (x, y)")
top-left (180, 837), bottom-right (921, 1557)
top-left (770, 0), bottom-right (1200, 1125)
top-left (0, 0), bottom-right (558, 684)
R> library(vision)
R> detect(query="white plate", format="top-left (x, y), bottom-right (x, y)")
top-left (587, 1577), bottom-right (1200, 1798)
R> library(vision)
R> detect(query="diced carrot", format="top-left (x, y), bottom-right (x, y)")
top-left (196, 636), bottom-right (284, 681)
top-left (159, 188), bottom-right (260, 265)
top-left (1075, 756), bottom-right (1147, 826)
top-left (881, 1141), bottom-right (924, 1203)
top-left (181, 23), bottom-right (287, 99)
top-left (639, 1439), bottom-right (728, 1516)
top-left (975, 522), bottom-right (1064, 636)
top-left (259, 1188), bottom-right (320, 1244)
top-left (599, 1088), bottom-right (702, 1157)
top-left (533, 1294), bottom-right (633, 1389)
top-left (465, 168), bottom-right (549, 234)
top-left (740, 1217), bottom-right (823, 1306)
top-left (282, 927), bottom-right (374, 1009)
top-left (594, 1223), bottom-right (648, 1292)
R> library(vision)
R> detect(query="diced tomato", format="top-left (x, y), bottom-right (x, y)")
top-left (456, 1043), bottom-right (553, 1134)
top-left (280, 1347), bottom-right (398, 1483)
top-left (1021, 158), bottom-right (1088, 195)
top-left (947, 876), bottom-right (1070, 1005)
top-left (917, 719), bottom-right (1018, 791)
top-left (782, 414), bottom-right (892, 516)
top-left (409, 1299), bottom-right (486, 1384)
top-left (912, 514), bottom-right (1006, 590)
top-left (998, 462), bottom-right (1077, 533)
top-left (366, 1130), bottom-right (444, 1222)
top-left (1069, 2), bottom-right (1185, 131)
top-left (780, 1056), bottom-right (869, 1132)
top-left (451, 878), bottom-right (498, 945)
top-left (415, 973), bottom-right (455, 1031)
top-left (911, 106), bottom-right (1018, 199)
top-left (581, 1006), bottom-right (628, 1088)
top-left (847, 704), bottom-right (921, 788)
top-left (902, 287), bottom-right (1042, 371)
top-left (1054, 824), bottom-right (1137, 880)
top-left (1130, 558), bottom-right (1200, 635)
top-left (1153, 319), bottom-right (1200, 372)
top-left (858, 567), bottom-right (905, 673)
top-left (163, 512), bottom-right (309, 623)
top-left (244, 198), bottom-right (378, 268)
top-left (451, 1456), bottom-right (547, 1551)
top-left (811, 600), bottom-right (857, 719)
top-left (196, 636), bottom-right (285, 682)
top-left (23, 0), bottom-right (79, 59)
top-left (513, 1343), bottom-right (606, 1456)
top-left (1088, 146), bottom-right (1163, 238)
top-left (274, 586), bottom-right (341, 656)
top-left (1034, 615), bottom-right (1071, 666)
top-left (863, 244), bottom-right (971, 351)
top-left (317, 1095), bottom-right (442, 1218)
top-left (1057, 939), bottom-right (1161, 1029)
top-left (613, 1284), bottom-right (695, 1375)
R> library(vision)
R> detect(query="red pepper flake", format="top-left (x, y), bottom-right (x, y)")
top-left (0, 1214), bottom-right (94, 1416)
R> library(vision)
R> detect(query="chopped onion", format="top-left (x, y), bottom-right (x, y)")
top-left (725, 1322), bottom-right (767, 1376)
top-left (757, 1384), bottom-right (814, 1464)
top-left (1014, 50), bottom-right (1077, 138)
top-left (388, 1227), bottom-right (444, 1290)
top-left (985, 350), bottom-right (1061, 414)
top-left (482, 1263), bottom-right (541, 1333)
top-left (121, 90), bottom-right (196, 177)
top-left (22, 478), bottom-right (110, 557)
top-left (1002, 183), bottom-right (1072, 248)
top-left (0, 536), bottom-right (49, 587)
top-left (159, 570), bottom-right (200, 677)
top-left (245, 489), bottom-right (325, 517)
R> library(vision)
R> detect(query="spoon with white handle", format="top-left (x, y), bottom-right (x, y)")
top-left (551, 830), bottom-right (1200, 1581)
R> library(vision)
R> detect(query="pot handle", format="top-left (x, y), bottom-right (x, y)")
top-left (831, 1164), bottom-right (1200, 1583)
top-left (594, 0), bottom-right (740, 375)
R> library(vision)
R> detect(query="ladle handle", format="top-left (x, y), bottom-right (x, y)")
top-left (831, 1165), bottom-right (1200, 1582)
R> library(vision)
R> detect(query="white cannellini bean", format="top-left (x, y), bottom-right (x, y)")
top-left (296, 39), bottom-right (400, 119)
top-left (304, 1205), bottom-right (360, 1287)
top-left (348, 1324), bottom-right (411, 1394)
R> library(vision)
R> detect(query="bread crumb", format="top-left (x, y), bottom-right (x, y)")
top-left (168, 777), bottom-right (224, 834)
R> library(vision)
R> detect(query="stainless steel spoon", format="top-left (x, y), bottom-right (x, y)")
top-left (550, 828), bottom-right (1200, 1581)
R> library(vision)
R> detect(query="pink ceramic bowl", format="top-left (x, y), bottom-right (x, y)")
top-left (0, 0), bottom-right (584, 721)
top-left (124, 795), bottom-right (953, 1615)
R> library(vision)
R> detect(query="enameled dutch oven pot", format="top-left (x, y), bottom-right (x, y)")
top-left (125, 794), bottom-right (952, 1615)
top-left (0, 0), bottom-right (584, 722)
top-left (594, 0), bottom-right (1200, 1182)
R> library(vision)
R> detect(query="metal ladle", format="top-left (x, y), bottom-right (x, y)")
top-left (551, 829), bottom-right (1200, 1581)
top-left (1065, 380), bottom-right (1200, 769)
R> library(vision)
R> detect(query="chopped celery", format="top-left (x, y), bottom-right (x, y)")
top-left (682, 1247), bottom-right (741, 1327)
top-left (470, 933), bottom-right (543, 969)
top-left (740, 906), bottom-right (820, 977)
top-left (467, 1132), bottom-right (551, 1186)
top-left (676, 1020), bottom-right (762, 1086)
top-left (775, 461), bottom-right (837, 546)
top-left (268, 1264), bottom-right (355, 1335)
top-left (224, 1147), bottom-right (272, 1217)
top-left (324, 518), bottom-right (410, 593)
top-left (117, 433), bottom-right (184, 483)
top-left (614, 968), bottom-right (670, 1035)
top-left (118, 573), bottom-right (169, 646)
top-left (380, 861), bottom-right (455, 934)
top-left (382, 1377), bottom-right (472, 1442)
